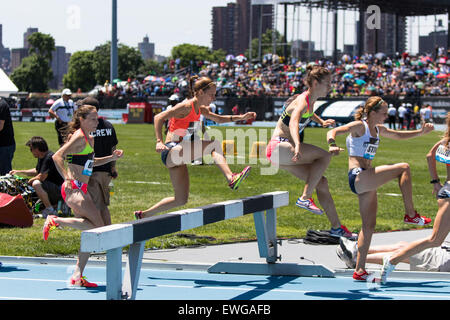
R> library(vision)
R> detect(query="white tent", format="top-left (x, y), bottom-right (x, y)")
top-left (0, 68), bottom-right (18, 97)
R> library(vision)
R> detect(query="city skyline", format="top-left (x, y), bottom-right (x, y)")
top-left (0, 0), bottom-right (447, 59)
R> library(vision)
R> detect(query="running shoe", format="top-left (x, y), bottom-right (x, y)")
top-left (381, 255), bottom-right (396, 284)
top-left (70, 275), bottom-right (98, 288)
top-left (295, 197), bottom-right (323, 215)
top-left (336, 237), bottom-right (357, 269)
top-left (403, 211), bottom-right (432, 226)
top-left (330, 225), bottom-right (354, 238)
top-left (353, 270), bottom-right (373, 281)
top-left (42, 215), bottom-right (59, 241)
top-left (134, 210), bottom-right (144, 220)
top-left (228, 166), bottom-right (251, 190)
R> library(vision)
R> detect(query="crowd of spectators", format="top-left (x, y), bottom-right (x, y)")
top-left (91, 50), bottom-right (449, 101)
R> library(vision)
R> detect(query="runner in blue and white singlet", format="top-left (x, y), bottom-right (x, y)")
top-left (327, 96), bottom-right (434, 282)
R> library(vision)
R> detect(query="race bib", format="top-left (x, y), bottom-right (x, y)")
top-left (436, 144), bottom-right (450, 165)
top-left (298, 118), bottom-right (311, 134)
top-left (82, 159), bottom-right (94, 176)
top-left (363, 138), bottom-right (379, 160)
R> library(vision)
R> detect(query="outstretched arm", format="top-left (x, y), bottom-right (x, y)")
top-left (378, 122), bottom-right (434, 140)
top-left (201, 106), bottom-right (256, 124)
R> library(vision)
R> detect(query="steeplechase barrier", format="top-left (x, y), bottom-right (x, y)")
top-left (80, 191), bottom-right (334, 300)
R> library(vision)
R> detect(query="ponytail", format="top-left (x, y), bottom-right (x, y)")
top-left (188, 75), bottom-right (199, 99)
top-left (187, 75), bottom-right (216, 98)
top-left (354, 96), bottom-right (386, 121)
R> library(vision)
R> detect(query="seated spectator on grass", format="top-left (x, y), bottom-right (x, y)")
top-left (10, 136), bottom-right (64, 217)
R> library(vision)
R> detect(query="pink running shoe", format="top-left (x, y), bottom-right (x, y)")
top-left (42, 215), bottom-right (59, 241)
top-left (228, 166), bottom-right (251, 190)
top-left (403, 211), bottom-right (432, 226)
top-left (71, 275), bottom-right (98, 288)
top-left (295, 197), bottom-right (323, 215)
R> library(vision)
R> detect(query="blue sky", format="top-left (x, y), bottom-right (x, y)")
top-left (0, 0), bottom-right (446, 57)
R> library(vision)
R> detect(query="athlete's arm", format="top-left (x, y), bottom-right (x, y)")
top-left (154, 101), bottom-right (190, 151)
top-left (94, 150), bottom-right (124, 166)
top-left (289, 98), bottom-right (309, 162)
top-left (312, 113), bottom-right (335, 128)
top-left (378, 122), bottom-right (434, 140)
top-left (201, 106), bottom-right (256, 124)
top-left (326, 121), bottom-right (363, 155)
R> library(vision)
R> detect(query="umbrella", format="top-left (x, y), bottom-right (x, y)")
top-left (415, 70), bottom-right (424, 76)
top-left (437, 73), bottom-right (448, 79)
top-left (236, 54), bottom-right (247, 63)
top-left (355, 79), bottom-right (366, 86)
top-left (343, 73), bottom-right (354, 79)
top-left (415, 81), bottom-right (424, 88)
top-left (225, 54), bottom-right (235, 62)
top-left (341, 54), bottom-right (351, 63)
top-left (112, 78), bottom-right (121, 84)
top-left (426, 69), bottom-right (438, 76)
top-left (355, 63), bottom-right (368, 69)
top-left (375, 52), bottom-right (386, 60)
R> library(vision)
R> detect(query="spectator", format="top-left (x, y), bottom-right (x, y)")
top-left (397, 103), bottom-right (407, 130)
top-left (387, 104), bottom-right (397, 129)
top-left (10, 136), bottom-right (63, 217)
top-left (48, 88), bottom-right (76, 146)
top-left (0, 98), bottom-right (15, 175)
top-left (420, 104), bottom-right (432, 125)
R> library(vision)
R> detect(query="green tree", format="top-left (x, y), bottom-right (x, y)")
top-left (139, 58), bottom-right (165, 76)
top-left (170, 44), bottom-right (226, 70)
top-left (10, 32), bottom-right (55, 92)
top-left (63, 51), bottom-right (96, 92)
top-left (92, 42), bottom-right (144, 84)
top-left (246, 29), bottom-right (289, 61)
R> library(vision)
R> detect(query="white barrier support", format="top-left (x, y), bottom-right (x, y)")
top-left (81, 191), bottom-right (334, 300)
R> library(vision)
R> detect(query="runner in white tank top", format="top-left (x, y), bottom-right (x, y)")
top-left (327, 96), bottom-right (434, 282)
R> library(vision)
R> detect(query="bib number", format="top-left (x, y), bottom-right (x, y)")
top-left (436, 144), bottom-right (450, 164)
top-left (363, 143), bottom-right (378, 160)
top-left (82, 159), bottom-right (94, 176)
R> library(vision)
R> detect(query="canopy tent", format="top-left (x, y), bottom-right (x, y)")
top-left (0, 69), bottom-right (18, 97)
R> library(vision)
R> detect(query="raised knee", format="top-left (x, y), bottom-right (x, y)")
top-left (399, 162), bottom-right (410, 171)
top-left (32, 180), bottom-right (42, 188)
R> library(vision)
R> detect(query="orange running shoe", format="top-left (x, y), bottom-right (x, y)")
top-left (42, 215), bottom-right (59, 241)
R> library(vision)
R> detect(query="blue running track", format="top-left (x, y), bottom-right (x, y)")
top-left (0, 260), bottom-right (449, 300)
